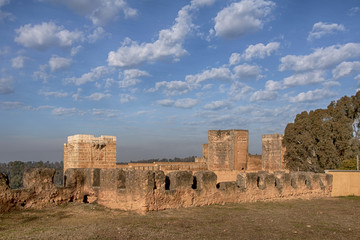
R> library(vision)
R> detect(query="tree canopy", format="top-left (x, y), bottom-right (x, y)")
top-left (283, 91), bottom-right (360, 172)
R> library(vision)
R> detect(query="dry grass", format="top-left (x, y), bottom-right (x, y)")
top-left (1, 197), bottom-right (360, 239)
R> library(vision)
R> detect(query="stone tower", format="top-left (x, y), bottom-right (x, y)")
top-left (64, 134), bottom-right (116, 173)
top-left (207, 130), bottom-right (248, 171)
top-left (262, 133), bottom-right (285, 171)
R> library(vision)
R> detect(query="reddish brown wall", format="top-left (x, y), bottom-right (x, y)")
top-left (262, 134), bottom-right (286, 171)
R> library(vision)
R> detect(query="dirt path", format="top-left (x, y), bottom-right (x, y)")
top-left (1, 197), bottom-right (360, 239)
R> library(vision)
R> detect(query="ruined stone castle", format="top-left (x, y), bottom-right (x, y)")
top-left (0, 130), bottom-right (332, 213)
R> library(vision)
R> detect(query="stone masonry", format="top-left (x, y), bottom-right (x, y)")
top-left (262, 134), bottom-right (286, 171)
top-left (64, 135), bottom-right (117, 173)
top-left (207, 130), bottom-right (249, 171)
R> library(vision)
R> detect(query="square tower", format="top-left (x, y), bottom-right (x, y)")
top-left (207, 130), bottom-right (248, 171)
top-left (262, 133), bottom-right (286, 171)
top-left (64, 134), bottom-right (116, 173)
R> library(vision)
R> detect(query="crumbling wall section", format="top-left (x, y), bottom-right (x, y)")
top-left (1, 168), bottom-right (333, 213)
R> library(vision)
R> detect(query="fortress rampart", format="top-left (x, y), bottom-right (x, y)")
top-left (0, 168), bottom-right (332, 213)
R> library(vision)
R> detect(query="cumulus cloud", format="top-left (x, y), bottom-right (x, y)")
top-left (228, 81), bottom-right (253, 101)
top-left (65, 66), bottom-right (111, 85)
top-left (86, 92), bottom-right (111, 101)
top-left (88, 27), bottom-right (109, 43)
top-left (0, 76), bottom-right (13, 94)
top-left (233, 64), bottom-right (262, 80)
top-left (242, 42), bottom-right (280, 60)
top-left (250, 90), bottom-right (278, 102)
top-left (283, 71), bottom-right (325, 87)
top-left (71, 45), bottom-right (82, 56)
top-left (154, 81), bottom-right (191, 96)
top-left (307, 22), bottom-right (345, 41)
top-left (157, 99), bottom-right (175, 107)
top-left (92, 108), bottom-right (119, 118)
top-left (11, 56), bottom-right (26, 69)
top-left (332, 61), bottom-right (360, 80)
top-left (120, 94), bottom-right (136, 103)
top-left (229, 53), bottom-right (241, 66)
top-left (0, 101), bottom-right (24, 110)
top-left (174, 98), bottom-right (199, 108)
top-left (214, 0), bottom-right (275, 39)
top-left (108, 1), bottom-right (212, 67)
top-left (39, 90), bottom-right (69, 98)
top-left (119, 69), bottom-right (150, 88)
top-left (48, 56), bottom-right (71, 72)
top-left (279, 43), bottom-right (360, 72)
top-left (157, 98), bottom-right (199, 108)
top-left (349, 7), bottom-right (360, 16)
top-left (0, 0), bottom-right (14, 23)
top-left (203, 100), bottom-right (231, 110)
top-left (14, 22), bottom-right (83, 50)
top-left (289, 89), bottom-right (336, 103)
top-left (265, 80), bottom-right (283, 91)
top-left (51, 107), bottom-right (82, 116)
top-left (185, 67), bottom-right (233, 85)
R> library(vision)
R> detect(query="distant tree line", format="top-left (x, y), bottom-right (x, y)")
top-left (130, 156), bottom-right (196, 163)
top-left (0, 161), bottom-right (63, 189)
top-left (283, 91), bottom-right (360, 172)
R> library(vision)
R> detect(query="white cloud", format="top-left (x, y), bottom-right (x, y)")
top-left (203, 100), bottom-right (231, 110)
top-left (33, 65), bottom-right (51, 83)
top-left (307, 22), bottom-right (345, 41)
top-left (92, 108), bottom-right (119, 118)
top-left (228, 81), bottom-right (253, 101)
top-left (0, 0), bottom-right (14, 23)
top-left (157, 99), bottom-right (175, 107)
top-left (233, 64), bottom-right (262, 80)
top-left (88, 27), bottom-right (109, 43)
top-left (119, 69), bottom-right (149, 88)
top-left (154, 81), bottom-right (191, 96)
top-left (213, 0), bottom-right (275, 39)
top-left (289, 89), bottom-right (336, 103)
top-left (283, 71), bottom-right (325, 87)
top-left (39, 0), bottom-right (137, 26)
top-left (108, 1), bottom-right (211, 67)
top-left (242, 42), bottom-right (280, 60)
top-left (11, 56), bottom-right (26, 69)
top-left (185, 67), bottom-right (233, 85)
top-left (279, 43), bottom-right (360, 72)
top-left (349, 7), bottom-right (360, 16)
top-left (229, 53), bottom-right (241, 66)
top-left (71, 45), bottom-right (82, 56)
top-left (65, 66), bottom-right (111, 85)
top-left (250, 90), bottom-right (278, 102)
top-left (265, 80), bottom-right (283, 91)
top-left (48, 56), bottom-right (71, 72)
top-left (86, 92), bottom-right (111, 101)
top-left (51, 107), bottom-right (82, 116)
top-left (332, 61), bottom-right (360, 80)
top-left (0, 101), bottom-right (24, 110)
top-left (39, 90), bottom-right (69, 98)
top-left (14, 22), bottom-right (83, 50)
top-left (120, 94), bottom-right (136, 103)
top-left (0, 76), bottom-right (13, 94)
top-left (174, 98), bottom-right (199, 109)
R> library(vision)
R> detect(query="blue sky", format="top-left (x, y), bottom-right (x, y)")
top-left (1, 0), bottom-right (360, 163)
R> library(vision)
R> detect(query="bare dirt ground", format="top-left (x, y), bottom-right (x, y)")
top-left (1, 196), bottom-right (360, 240)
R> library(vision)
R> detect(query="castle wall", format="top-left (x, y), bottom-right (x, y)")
top-left (64, 135), bottom-right (116, 173)
top-left (262, 134), bottom-right (286, 171)
top-left (207, 130), bottom-right (248, 171)
top-left (0, 168), bottom-right (333, 213)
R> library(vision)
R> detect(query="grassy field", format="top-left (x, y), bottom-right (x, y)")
top-left (1, 197), bottom-right (360, 239)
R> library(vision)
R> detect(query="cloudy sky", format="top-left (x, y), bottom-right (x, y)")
top-left (1, 0), bottom-right (360, 163)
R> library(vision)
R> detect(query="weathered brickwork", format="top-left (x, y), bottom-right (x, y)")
top-left (64, 135), bottom-right (116, 173)
top-left (0, 168), bottom-right (333, 213)
top-left (262, 134), bottom-right (286, 171)
top-left (207, 130), bottom-right (249, 171)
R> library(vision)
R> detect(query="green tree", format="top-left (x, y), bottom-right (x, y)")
top-left (283, 91), bottom-right (360, 172)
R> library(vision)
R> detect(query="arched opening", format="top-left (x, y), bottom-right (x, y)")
top-left (192, 176), bottom-right (197, 190)
top-left (165, 176), bottom-right (170, 190)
